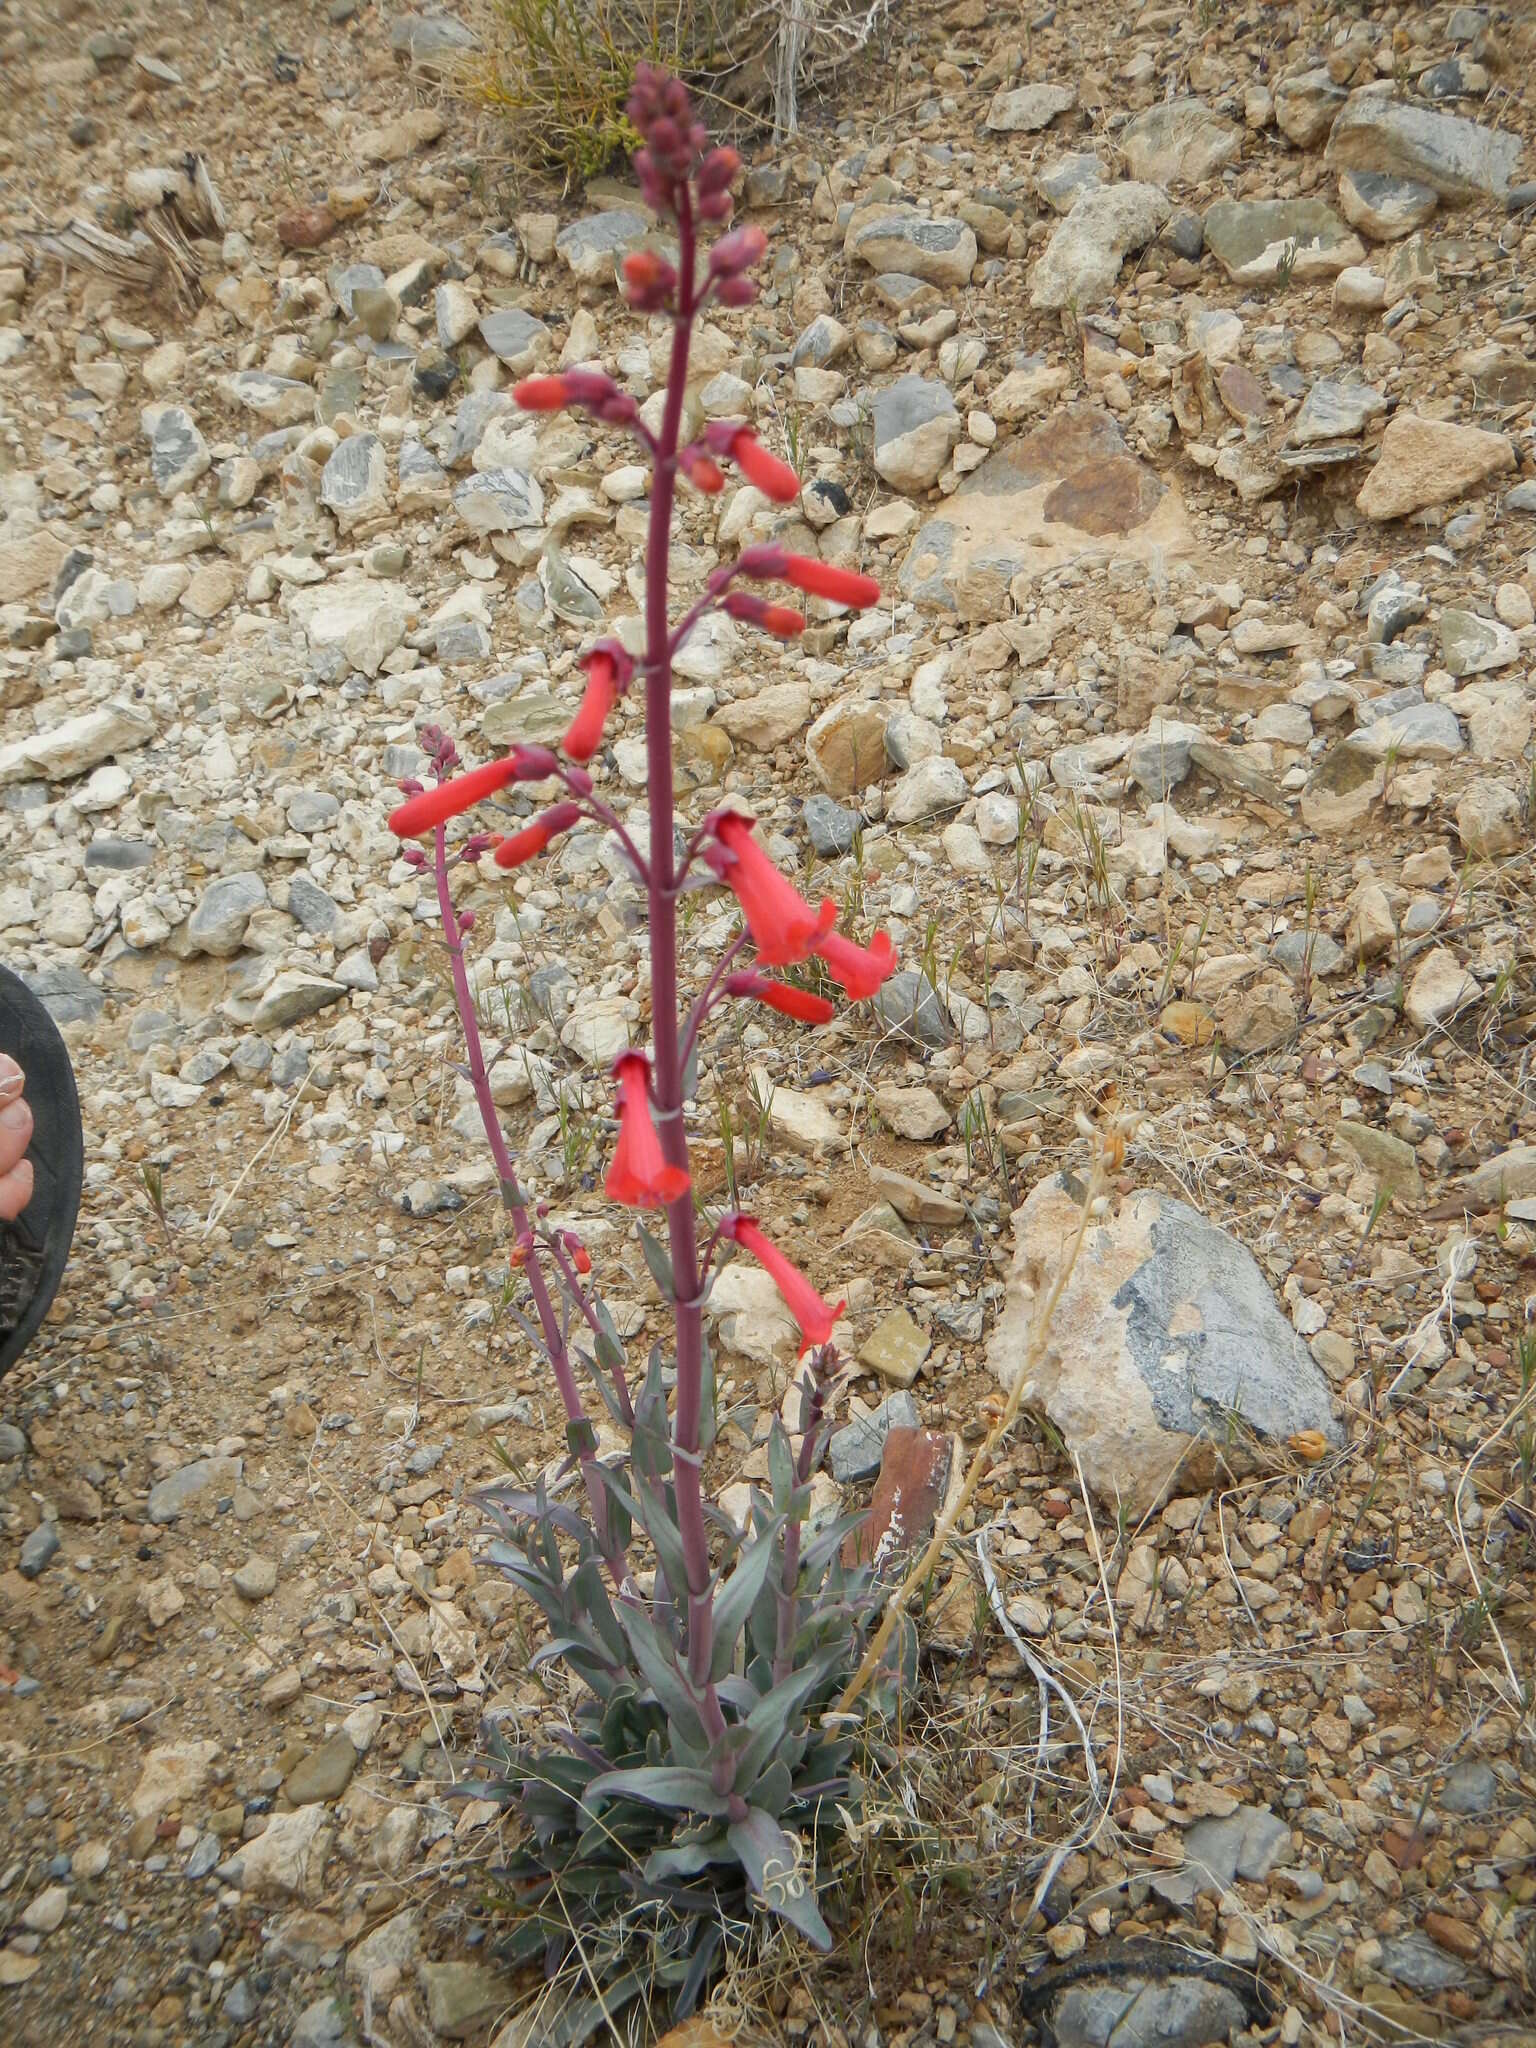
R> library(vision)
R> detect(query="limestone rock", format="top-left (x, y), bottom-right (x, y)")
top-left (1404, 948), bottom-right (1479, 1031)
top-left (988, 1177), bottom-right (1341, 1511)
top-left (1456, 777), bottom-right (1522, 857)
top-left (715, 681), bottom-right (811, 749)
top-left (555, 208), bottom-right (651, 282)
top-left (986, 82), bottom-right (1076, 133)
top-left (807, 698), bottom-right (888, 793)
top-left (320, 434), bottom-right (389, 532)
top-left (290, 576), bottom-right (410, 676)
top-left (843, 207), bottom-right (977, 287)
top-left (0, 701), bottom-right (156, 786)
top-left (227, 1806), bottom-right (332, 1901)
top-left (1274, 68), bottom-right (1347, 147)
top-left (0, 527), bottom-right (66, 604)
top-left (1120, 98), bottom-right (1240, 183)
top-left (1030, 182), bottom-right (1170, 311)
top-left (130, 1740), bottom-right (221, 1820)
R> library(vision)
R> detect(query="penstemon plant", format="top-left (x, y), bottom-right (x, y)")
top-left (388, 66), bottom-right (908, 2014)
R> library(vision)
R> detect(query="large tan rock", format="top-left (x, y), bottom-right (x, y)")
top-left (988, 1177), bottom-right (1340, 1512)
top-left (0, 526), bottom-right (65, 604)
top-left (806, 697), bottom-right (887, 794)
top-left (900, 408), bottom-right (1192, 620)
top-left (1356, 412), bottom-right (1513, 521)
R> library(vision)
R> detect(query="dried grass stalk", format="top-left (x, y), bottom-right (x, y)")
top-left (458, 0), bottom-right (893, 180)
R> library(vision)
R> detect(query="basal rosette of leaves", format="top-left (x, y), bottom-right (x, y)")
top-left (387, 64), bottom-right (910, 2021)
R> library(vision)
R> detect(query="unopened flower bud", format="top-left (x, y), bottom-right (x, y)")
top-left (713, 275), bottom-right (757, 307)
top-left (708, 225), bottom-right (765, 275)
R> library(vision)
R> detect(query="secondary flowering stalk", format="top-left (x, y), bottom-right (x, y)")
top-left (415, 748), bottom-right (629, 1590)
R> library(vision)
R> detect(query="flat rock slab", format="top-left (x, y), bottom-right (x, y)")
top-left (1355, 411), bottom-right (1513, 521)
top-left (1120, 97), bottom-right (1240, 184)
top-left (988, 1176), bottom-right (1340, 1511)
top-left (899, 408), bottom-right (1192, 619)
top-left (985, 81), bottom-right (1076, 133)
top-left (1325, 92), bottom-right (1522, 202)
top-left (1204, 198), bottom-right (1365, 283)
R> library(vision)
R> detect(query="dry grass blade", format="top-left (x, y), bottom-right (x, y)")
top-left (458, 0), bottom-right (892, 182)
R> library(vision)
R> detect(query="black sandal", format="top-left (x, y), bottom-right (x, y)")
top-left (0, 965), bottom-right (84, 1380)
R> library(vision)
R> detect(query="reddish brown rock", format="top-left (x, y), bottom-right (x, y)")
top-left (847, 1426), bottom-right (952, 1566)
top-left (277, 206), bottom-right (338, 251)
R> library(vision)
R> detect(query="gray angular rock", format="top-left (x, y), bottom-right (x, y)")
top-left (1325, 92), bottom-right (1522, 202)
top-left (1441, 1759), bottom-right (1498, 1814)
top-left (990, 1177), bottom-right (1340, 1511)
top-left (19, 1521), bottom-right (60, 1578)
top-left (146, 406), bottom-right (210, 497)
top-left (1152, 1804), bottom-right (1292, 1906)
top-left (452, 467), bottom-right (543, 534)
top-left (287, 872), bottom-right (340, 937)
top-left (1030, 182), bottom-right (1170, 310)
top-left (319, 433), bottom-right (388, 532)
top-left (871, 376), bottom-right (960, 493)
top-left (802, 794), bottom-right (861, 857)
top-left (250, 970), bottom-right (348, 1033)
top-left (390, 11), bottom-right (477, 72)
top-left (1037, 151), bottom-right (1105, 213)
top-left (1338, 167), bottom-right (1438, 241)
top-left (844, 207), bottom-right (977, 287)
top-left (186, 872), bottom-right (267, 958)
top-left (147, 1455), bottom-right (243, 1524)
top-left (220, 370), bottom-right (313, 426)
top-left (20, 964), bottom-right (104, 1026)
top-left (1287, 377), bottom-right (1387, 447)
top-left (291, 1996), bottom-right (350, 2048)
top-left (555, 208), bottom-right (651, 282)
top-left (478, 307), bottom-right (549, 370)
top-left (1439, 607), bottom-right (1520, 677)
top-left (887, 753), bottom-right (967, 823)
top-left (873, 971), bottom-right (953, 1047)
top-left (829, 1393), bottom-right (920, 1483)
top-left (1378, 1934), bottom-right (1469, 1994)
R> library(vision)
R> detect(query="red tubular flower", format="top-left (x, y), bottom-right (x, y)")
top-left (814, 926), bottom-right (898, 1001)
top-left (492, 800), bottom-right (583, 870)
top-left (723, 972), bottom-right (836, 1025)
top-left (722, 591), bottom-right (804, 638)
top-left (713, 812), bottom-right (835, 967)
top-left (720, 1215), bottom-right (845, 1356)
top-left (388, 756), bottom-right (521, 838)
top-left (729, 430), bottom-right (800, 504)
top-left (682, 449), bottom-right (725, 493)
top-left (781, 554), bottom-right (882, 611)
top-left (563, 647), bottom-right (626, 763)
top-left (513, 376), bottom-right (569, 411)
top-left (605, 1052), bottom-right (690, 1209)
